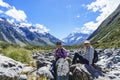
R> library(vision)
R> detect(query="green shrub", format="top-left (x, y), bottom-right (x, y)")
top-left (2, 46), bottom-right (32, 64)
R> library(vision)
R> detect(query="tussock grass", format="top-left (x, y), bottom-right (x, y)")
top-left (0, 42), bottom-right (79, 64)
top-left (2, 46), bottom-right (32, 64)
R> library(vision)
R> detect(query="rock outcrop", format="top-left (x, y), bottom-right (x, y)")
top-left (0, 48), bottom-right (120, 80)
top-left (0, 54), bottom-right (23, 80)
top-left (96, 48), bottom-right (120, 80)
top-left (33, 49), bottom-right (120, 80)
top-left (69, 64), bottom-right (91, 80)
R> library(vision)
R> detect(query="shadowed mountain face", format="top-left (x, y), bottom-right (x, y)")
top-left (88, 4), bottom-right (120, 48)
top-left (0, 18), bottom-right (30, 45)
top-left (0, 18), bottom-right (61, 46)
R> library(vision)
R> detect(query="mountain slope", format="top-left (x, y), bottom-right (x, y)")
top-left (88, 4), bottom-right (120, 48)
top-left (63, 32), bottom-right (89, 45)
top-left (0, 18), bottom-right (30, 45)
top-left (0, 17), bottom-right (61, 46)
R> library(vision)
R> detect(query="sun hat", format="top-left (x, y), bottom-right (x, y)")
top-left (84, 40), bottom-right (90, 44)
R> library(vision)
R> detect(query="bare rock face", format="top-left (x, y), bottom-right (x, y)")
top-left (1, 48), bottom-right (119, 80)
top-left (69, 64), bottom-right (91, 80)
top-left (37, 66), bottom-right (54, 79)
top-left (0, 54), bottom-right (23, 80)
top-left (32, 49), bottom-right (120, 80)
top-left (56, 58), bottom-right (69, 80)
top-left (56, 58), bottom-right (69, 76)
top-left (19, 75), bottom-right (27, 80)
top-left (96, 49), bottom-right (120, 80)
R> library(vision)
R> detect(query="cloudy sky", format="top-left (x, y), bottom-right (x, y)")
top-left (0, 0), bottom-right (120, 39)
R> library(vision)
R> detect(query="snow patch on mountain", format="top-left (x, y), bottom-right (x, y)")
top-left (19, 23), bottom-right (49, 34)
top-left (1, 32), bottom-right (11, 43)
top-left (63, 32), bottom-right (90, 45)
top-left (11, 34), bottom-right (26, 45)
top-left (0, 17), bottom-right (61, 46)
top-left (76, 36), bottom-right (82, 40)
top-left (0, 18), bottom-right (4, 21)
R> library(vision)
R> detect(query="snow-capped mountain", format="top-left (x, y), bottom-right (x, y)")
top-left (0, 17), bottom-right (30, 45)
top-left (63, 32), bottom-right (90, 45)
top-left (0, 17), bottom-right (61, 46)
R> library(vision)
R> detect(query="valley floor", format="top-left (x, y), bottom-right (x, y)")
top-left (0, 48), bottom-right (120, 80)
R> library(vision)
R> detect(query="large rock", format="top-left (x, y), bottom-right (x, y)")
top-left (0, 54), bottom-right (23, 80)
top-left (69, 64), bottom-right (110, 80)
top-left (56, 58), bottom-right (69, 76)
top-left (19, 75), bottom-right (27, 80)
top-left (96, 49), bottom-right (120, 80)
top-left (22, 66), bottom-right (33, 74)
top-left (56, 58), bottom-right (69, 80)
top-left (69, 64), bottom-right (91, 80)
top-left (37, 66), bottom-right (54, 79)
top-left (30, 49), bottom-right (120, 80)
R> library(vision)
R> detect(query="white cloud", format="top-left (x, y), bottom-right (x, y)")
top-left (81, 21), bottom-right (100, 34)
top-left (0, 10), bottom-right (3, 13)
top-left (83, 21), bottom-right (99, 30)
top-left (87, 0), bottom-right (120, 22)
top-left (0, 0), bottom-right (27, 22)
top-left (76, 15), bottom-right (80, 18)
top-left (0, 0), bottom-right (49, 34)
top-left (0, 0), bottom-right (10, 8)
top-left (72, 27), bottom-right (90, 34)
top-left (32, 24), bottom-right (49, 33)
top-left (81, 0), bottom-right (120, 34)
top-left (5, 6), bottom-right (27, 22)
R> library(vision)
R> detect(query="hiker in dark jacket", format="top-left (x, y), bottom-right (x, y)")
top-left (72, 40), bottom-right (94, 67)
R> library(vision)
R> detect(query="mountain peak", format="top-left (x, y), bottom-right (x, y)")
top-left (0, 17), bottom-right (61, 46)
top-left (63, 32), bottom-right (90, 45)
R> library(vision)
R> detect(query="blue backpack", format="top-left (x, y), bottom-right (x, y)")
top-left (93, 50), bottom-right (98, 63)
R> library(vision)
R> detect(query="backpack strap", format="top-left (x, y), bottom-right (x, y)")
top-left (93, 50), bottom-right (98, 63)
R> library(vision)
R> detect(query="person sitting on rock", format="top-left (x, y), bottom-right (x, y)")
top-left (54, 41), bottom-right (67, 60)
top-left (51, 41), bottom-right (67, 79)
top-left (72, 40), bottom-right (94, 67)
